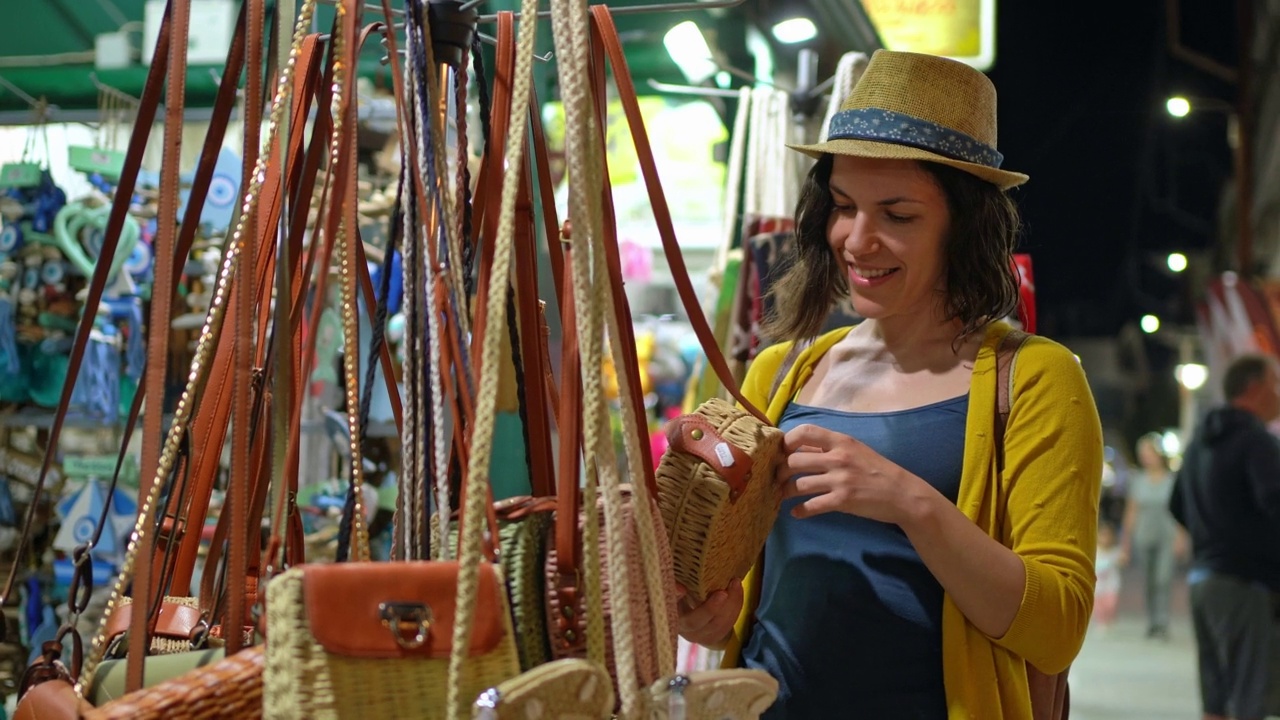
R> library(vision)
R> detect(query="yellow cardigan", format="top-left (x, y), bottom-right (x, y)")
top-left (722, 322), bottom-right (1103, 719)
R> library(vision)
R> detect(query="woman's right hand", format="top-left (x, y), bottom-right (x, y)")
top-left (675, 579), bottom-right (744, 649)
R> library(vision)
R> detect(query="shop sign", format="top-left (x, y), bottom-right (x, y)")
top-left (862, 0), bottom-right (997, 71)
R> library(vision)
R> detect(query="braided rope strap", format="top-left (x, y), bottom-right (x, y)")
top-left (545, 0), bottom-right (609, 685)
top-left (76, 0), bottom-right (319, 696)
top-left (587, 7), bottom-right (678, 679)
top-left (445, 0), bottom-right (540, 715)
top-left (547, 0), bottom-right (655, 715)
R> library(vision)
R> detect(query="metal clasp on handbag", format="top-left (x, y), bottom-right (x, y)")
top-left (378, 602), bottom-right (433, 649)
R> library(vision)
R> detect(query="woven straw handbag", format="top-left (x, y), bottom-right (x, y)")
top-left (582, 3), bottom-right (784, 604)
top-left (472, 658), bottom-right (614, 719)
top-left (445, 498), bottom-right (555, 672)
top-left (263, 561), bottom-right (521, 719)
top-left (656, 399), bottom-right (784, 602)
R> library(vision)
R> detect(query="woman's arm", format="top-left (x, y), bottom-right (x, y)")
top-left (897, 487), bottom-right (1026, 638)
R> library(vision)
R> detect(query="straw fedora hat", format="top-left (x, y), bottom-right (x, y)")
top-left (790, 50), bottom-right (1028, 190)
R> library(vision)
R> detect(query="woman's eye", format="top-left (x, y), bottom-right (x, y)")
top-left (885, 212), bottom-right (914, 223)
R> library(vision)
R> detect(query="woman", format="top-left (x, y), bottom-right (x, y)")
top-left (676, 50), bottom-right (1102, 717)
top-left (1121, 433), bottom-right (1183, 639)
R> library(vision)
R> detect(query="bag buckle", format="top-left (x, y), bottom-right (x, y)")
top-left (379, 602), bottom-right (433, 649)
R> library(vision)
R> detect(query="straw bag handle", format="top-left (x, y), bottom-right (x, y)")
top-left (76, 0), bottom-right (322, 695)
top-left (439, 0), bottom-right (540, 714)
top-left (590, 1), bottom-right (681, 689)
top-left (591, 9), bottom-right (767, 428)
top-left (546, 0), bottom-right (659, 711)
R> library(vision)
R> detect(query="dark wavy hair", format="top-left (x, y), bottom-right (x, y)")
top-left (762, 154), bottom-right (1022, 346)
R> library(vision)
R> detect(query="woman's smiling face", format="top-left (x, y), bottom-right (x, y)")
top-left (826, 155), bottom-right (952, 322)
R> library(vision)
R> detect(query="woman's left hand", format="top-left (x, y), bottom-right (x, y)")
top-left (778, 423), bottom-right (931, 525)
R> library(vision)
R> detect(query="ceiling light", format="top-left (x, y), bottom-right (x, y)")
top-left (1167, 252), bottom-right (1188, 273)
top-left (771, 17), bottom-right (817, 44)
top-left (664, 21), bottom-right (716, 84)
top-left (1166, 96), bottom-right (1190, 118)
top-left (1140, 314), bottom-right (1160, 334)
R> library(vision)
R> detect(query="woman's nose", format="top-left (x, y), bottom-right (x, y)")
top-left (838, 214), bottom-right (880, 257)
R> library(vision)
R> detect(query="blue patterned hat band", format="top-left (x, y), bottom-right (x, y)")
top-left (826, 108), bottom-right (1005, 169)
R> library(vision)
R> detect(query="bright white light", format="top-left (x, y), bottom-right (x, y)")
top-left (664, 21), bottom-right (716, 84)
top-left (771, 17), bottom-right (818, 44)
top-left (1166, 96), bottom-right (1191, 118)
top-left (1167, 252), bottom-right (1188, 273)
top-left (1176, 363), bottom-right (1209, 391)
top-left (1140, 314), bottom-right (1161, 334)
top-left (1161, 430), bottom-right (1182, 457)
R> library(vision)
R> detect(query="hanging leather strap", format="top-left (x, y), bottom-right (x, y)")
top-left (512, 148), bottom-right (554, 498)
top-left (585, 18), bottom-right (655, 485)
top-left (0, 2), bottom-right (175, 624)
top-left (591, 7), bottom-right (766, 425)
top-left (177, 32), bottom-right (327, 595)
top-left (128, 0), bottom-right (192, 689)
top-left (197, 31), bottom-right (328, 617)
top-left (105, 1), bottom-right (257, 637)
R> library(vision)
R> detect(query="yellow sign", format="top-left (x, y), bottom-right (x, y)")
top-left (863, 0), bottom-right (996, 71)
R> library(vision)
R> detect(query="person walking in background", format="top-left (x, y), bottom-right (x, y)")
top-left (1093, 522), bottom-right (1123, 635)
top-left (1171, 354), bottom-right (1280, 720)
top-left (1121, 432), bottom-right (1184, 639)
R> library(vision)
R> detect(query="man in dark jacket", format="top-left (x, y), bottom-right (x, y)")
top-left (1171, 354), bottom-right (1280, 720)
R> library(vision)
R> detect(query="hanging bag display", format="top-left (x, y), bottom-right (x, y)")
top-left (263, 1), bottom-right (521, 717)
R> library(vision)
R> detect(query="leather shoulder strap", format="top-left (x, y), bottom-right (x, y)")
top-left (591, 7), bottom-right (765, 424)
top-left (994, 328), bottom-right (1030, 472)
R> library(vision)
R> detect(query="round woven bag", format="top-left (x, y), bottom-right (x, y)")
top-left (655, 397), bottom-right (784, 603)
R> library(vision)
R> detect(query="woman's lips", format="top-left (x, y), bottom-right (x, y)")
top-left (848, 266), bottom-right (899, 288)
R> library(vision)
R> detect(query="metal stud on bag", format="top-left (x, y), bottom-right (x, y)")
top-left (667, 674), bottom-right (690, 720)
top-left (474, 687), bottom-right (501, 720)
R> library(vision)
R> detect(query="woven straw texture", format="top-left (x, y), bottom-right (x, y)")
top-left (788, 50), bottom-right (1028, 189)
top-left (262, 566), bottom-right (521, 719)
top-left (110, 596), bottom-right (202, 655)
top-left (544, 492), bottom-right (678, 700)
top-left (471, 658), bottom-right (613, 719)
top-left (446, 510), bottom-right (554, 672)
top-left (655, 398), bottom-right (784, 603)
top-left (645, 669), bottom-right (778, 720)
top-left (85, 646), bottom-right (265, 720)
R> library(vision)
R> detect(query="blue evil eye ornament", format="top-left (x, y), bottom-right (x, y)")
top-left (0, 223), bottom-right (22, 256)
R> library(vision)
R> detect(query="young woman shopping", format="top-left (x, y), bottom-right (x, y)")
top-left (676, 50), bottom-right (1103, 718)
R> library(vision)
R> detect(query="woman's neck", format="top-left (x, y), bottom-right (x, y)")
top-left (858, 311), bottom-right (971, 362)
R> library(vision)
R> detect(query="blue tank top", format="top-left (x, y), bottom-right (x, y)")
top-left (741, 395), bottom-right (968, 719)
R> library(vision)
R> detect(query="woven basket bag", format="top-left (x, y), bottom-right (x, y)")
top-left (263, 561), bottom-right (521, 719)
top-left (655, 398), bottom-right (783, 603)
top-left (445, 498), bottom-right (555, 672)
top-left (544, 489), bottom-right (679, 693)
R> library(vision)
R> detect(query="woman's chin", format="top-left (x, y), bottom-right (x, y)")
top-left (848, 295), bottom-right (889, 320)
